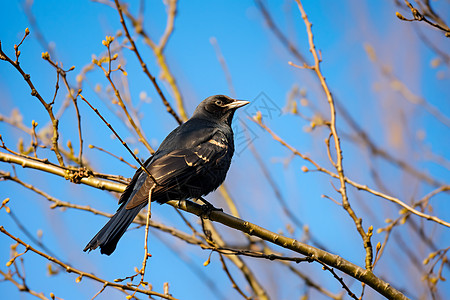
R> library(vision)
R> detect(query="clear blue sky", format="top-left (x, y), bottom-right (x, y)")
top-left (1, 1), bottom-right (449, 299)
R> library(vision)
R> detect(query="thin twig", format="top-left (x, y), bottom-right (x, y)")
top-left (396, 0), bottom-right (450, 36)
top-left (79, 94), bottom-right (157, 183)
top-left (89, 144), bottom-right (137, 169)
top-left (203, 246), bottom-right (313, 264)
top-left (251, 117), bottom-right (450, 228)
top-left (0, 269), bottom-right (49, 300)
top-left (42, 54), bottom-right (84, 166)
top-left (113, 0), bottom-right (183, 124)
top-left (218, 253), bottom-right (251, 300)
top-left (0, 35), bottom-right (65, 166)
top-left (140, 185), bottom-right (155, 284)
top-left (96, 0), bottom-right (188, 121)
top-left (293, 0), bottom-right (374, 271)
top-left (96, 37), bottom-right (155, 154)
top-left (0, 226), bottom-right (178, 300)
top-left (255, 0), bottom-right (308, 64)
top-left (318, 262), bottom-right (359, 300)
top-left (90, 282), bottom-right (108, 300)
top-left (22, 1), bottom-right (55, 58)
top-left (200, 214), bottom-right (269, 300)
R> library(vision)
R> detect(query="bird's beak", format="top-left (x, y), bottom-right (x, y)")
top-left (225, 99), bottom-right (250, 110)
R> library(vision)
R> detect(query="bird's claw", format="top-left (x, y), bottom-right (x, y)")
top-left (200, 203), bottom-right (223, 219)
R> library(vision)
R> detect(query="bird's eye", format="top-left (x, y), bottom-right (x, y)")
top-left (215, 100), bottom-right (223, 106)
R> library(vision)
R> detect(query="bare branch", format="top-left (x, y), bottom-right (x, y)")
top-left (0, 226), bottom-right (179, 300)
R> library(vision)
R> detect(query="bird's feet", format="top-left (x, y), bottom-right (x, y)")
top-left (198, 197), bottom-right (223, 219)
top-left (200, 204), bottom-right (223, 219)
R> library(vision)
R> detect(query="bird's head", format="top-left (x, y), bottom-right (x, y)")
top-left (193, 95), bottom-right (249, 126)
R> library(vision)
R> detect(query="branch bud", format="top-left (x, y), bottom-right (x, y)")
top-left (376, 242), bottom-right (381, 251)
top-left (367, 225), bottom-right (373, 237)
top-left (253, 111), bottom-right (262, 123)
top-left (41, 52), bottom-right (50, 60)
top-left (395, 12), bottom-right (407, 21)
top-left (203, 256), bottom-right (211, 266)
top-left (103, 36), bottom-right (115, 46)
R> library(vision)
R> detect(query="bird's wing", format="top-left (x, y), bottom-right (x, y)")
top-left (118, 156), bottom-right (154, 205)
top-left (125, 130), bottom-right (229, 209)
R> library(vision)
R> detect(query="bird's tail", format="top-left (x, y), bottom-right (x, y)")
top-left (83, 202), bottom-right (145, 255)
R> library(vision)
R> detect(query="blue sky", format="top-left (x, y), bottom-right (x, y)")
top-left (1, 1), bottom-right (449, 299)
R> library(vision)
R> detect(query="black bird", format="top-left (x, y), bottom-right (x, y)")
top-left (84, 95), bottom-right (249, 255)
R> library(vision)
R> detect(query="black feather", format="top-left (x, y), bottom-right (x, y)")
top-left (84, 95), bottom-right (249, 255)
